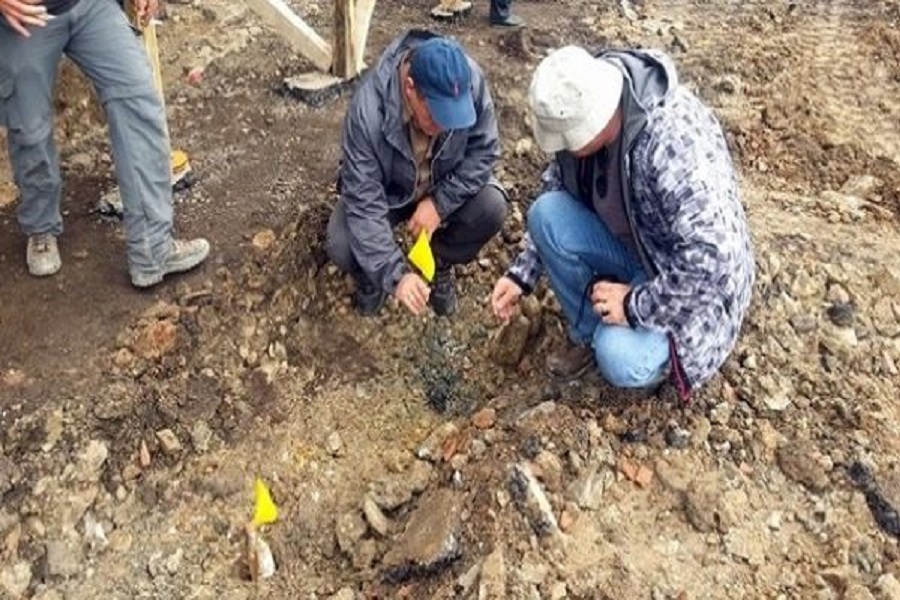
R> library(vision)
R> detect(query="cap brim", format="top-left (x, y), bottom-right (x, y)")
top-left (532, 121), bottom-right (567, 154)
top-left (425, 91), bottom-right (476, 130)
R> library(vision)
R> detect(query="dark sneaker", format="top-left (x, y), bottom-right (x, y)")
top-left (430, 266), bottom-right (458, 317)
top-left (490, 14), bottom-right (524, 27)
top-left (546, 343), bottom-right (594, 380)
top-left (354, 279), bottom-right (387, 317)
top-left (131, 238), bottom-right (210, 288)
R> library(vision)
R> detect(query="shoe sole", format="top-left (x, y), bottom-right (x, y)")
top-left (132, 241), bottom-right (210, 288)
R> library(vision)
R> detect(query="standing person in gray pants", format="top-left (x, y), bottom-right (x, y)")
top-left (0, 0), bottom-right (209, 287)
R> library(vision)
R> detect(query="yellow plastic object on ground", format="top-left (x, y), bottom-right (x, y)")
top-left (408, 231), bottom-right (436, 283)
top-left (252, 478), bottom-right (279, 527)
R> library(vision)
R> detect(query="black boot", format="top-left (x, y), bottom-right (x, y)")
top-left (353, 277), bottom-right (387, 317)
top-left (429, 266), bottom-right (458, 317)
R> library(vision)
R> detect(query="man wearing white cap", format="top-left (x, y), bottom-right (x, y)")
top-left (491, 46), bottom-right (755, 398)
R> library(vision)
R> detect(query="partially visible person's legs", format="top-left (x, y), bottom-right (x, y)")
top-left (490, 0), bottom-right (523, 27)
top-left (527, 189), bottom-right (669, 385)
top-left (0, 17), bottom-right (70, 276)
top-left (592, 321), bottom-right (670, 388)
top-left (65, 0), bottom-right (207, 286)
top-left (326, 198), bottom-right (413, 316)
top-left (429, 182), bottom-right (507, 315)
top-left (527, 190), bottom-right (641, 343)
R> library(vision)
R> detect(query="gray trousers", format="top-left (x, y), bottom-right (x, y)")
top-left (327, 183), bottom-right (508, 285)
top-left (0, 0), bottom-right (173, 276)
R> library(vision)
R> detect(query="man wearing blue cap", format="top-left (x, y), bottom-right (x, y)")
top-left (327, 30), bottom-right (506, 317)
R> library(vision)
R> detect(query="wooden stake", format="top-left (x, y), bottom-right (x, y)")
top-left (245, 0), bottom-right (332, 73)
top-left (353, 0), bottom-right (376, 72)
top-left (333, 0), bottom-right (356, 79)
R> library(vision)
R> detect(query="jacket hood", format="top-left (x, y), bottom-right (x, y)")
top-left (598, 48), bottom-right (678, 148)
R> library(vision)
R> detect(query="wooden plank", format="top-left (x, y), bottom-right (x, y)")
top-left (333, 0), bottom-right (356, 79)
top-left (353, 0), bottom-right (376, 72)
top-left (245, 0), bottom-right (332, 73)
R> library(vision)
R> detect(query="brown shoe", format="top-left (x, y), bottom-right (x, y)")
top-left (546, 343), bottom-right (594, 380)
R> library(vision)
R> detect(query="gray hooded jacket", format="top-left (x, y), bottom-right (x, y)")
top-left (508, 49), bottom-right (755, 395)
top-left (339, 30), bottom-right (500, 293)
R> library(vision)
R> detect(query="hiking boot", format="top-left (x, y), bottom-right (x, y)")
top-left (27, 233), bottom-right (62, 277)
top-left (131, 238), bottom-right (210, 288)
top-left (430, 266), bottom-right (458, 316)
top-left (354, 278), bottom-right (387, 317)
top-left (546, 342), bottom-right (594, 380)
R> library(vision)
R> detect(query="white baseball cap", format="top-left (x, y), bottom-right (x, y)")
top-left (528, 46), bottom-right (625, 153)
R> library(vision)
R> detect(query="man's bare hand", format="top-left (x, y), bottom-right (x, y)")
top-left (132, 0), bottom-right (158, 24)
top-left (394, 272), bottom-right (431, 316)
top-left (0, 0), bottom-right (49, 38)
top-left (591, 281), bottom-right (630, 326)
top-left (407, 196), bottom-right (441, 238)
top-left (490, 276), bottom-right (523, 322)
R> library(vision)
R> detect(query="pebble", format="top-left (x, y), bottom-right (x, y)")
top-left (326, 431), bottom-right (345, 457)
top-left (369, 461), bottom-right (432, 510)
top-left (827, 302), bottom-right (855, 328)
top-left (0, 562), bottom-right (31, 598)
top-left (362, 495), bottom-right (390, 537)
top-left (156, 429), bottom-right (182, 455)
top-left (329, 588), bottom-right (356, 600)
top-left (509, 462), bottom-right (559, 538)
top-left (75, 440), bottom-right (109, 483)
top-left (877, 574), bottom-right (900, 600)
top-left (472, 408), bottom-right (497, 430)
top-left (46, 539), bottom-right (83, 577)
top-left (335, 510), bottom-right (367, 554)
top-left (191, 421), bottom-right (213, 454)
top-left (479, 547), bottom-right (507, 599)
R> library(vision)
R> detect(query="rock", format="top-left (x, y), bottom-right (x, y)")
top-left (83, 512), bottom-right (108, 550)
top-left (456, 562), bottom-right (481, 596)
top-left (873, 267), bottom-right (900, 297)
top-left (1, 368), bottom-right (26, 388)
top-left (0, 562), bottom-right (31, 598)
top-left (326, 432), bottom-right (345, 457)
top-left (352, 539), bottom-right (377, 570)
top-left (871, 297), bottom-right (900, 337)
top-left (252, 229), bottom-right (276, 251)
top-left (790, 313), bottom-right (817, 334)
top-left (532, 451), bottom-right (564, 492)
top-left (819, 323), bottom-right (858, 356)
top-left (877, 574), bottom-right (900, 600)
top-left (75, 440), bottom-right (108, 482)
top-left (845, 584), bottom-right (876, 600)
top-left (491, 315), bottom-right (531, 367)
top-left (330, 588), bottom-right (356, 600)
top-left (567, 464), bottom-right (608, 511)
top-left (664, 424), bottom-right (691, 449)
top-left (827, 302), bottom-right (855, 328)
top-left (619, 458), bottom-right (654, 488)
top-left (509, 462), bottom-right (559, 538)
top-left (362, 495), bottom-right (390, 537)
top-left (472, 408), bottom-right (497, 430)
top-left (42, 410), bottom-right (64, 452)
top-left (724, 525), bottom-right (768, 566)
top-left (139, 440), bottom-right (151, 467)
top-left (519, 552), bottom-right (549, 584)
top-left (46, 539), bottom-right (84, 577)
top-left (369, 461), bottom-right (432, 510)
top-left (0, 455), bottom-right (18, 496)
top-left (417, 423), bottom-right (460, 462)
top-left (827, 283), bottom-right (851, 305)
top-left (335, 510), bottom-right (367, 554)
top-left (383, 489), bottom-right (463, 582)
top-left (166, 548), bottom-right (184, 574)
top-left (683, 477), bottom-right (748, 534)
top-left (841, 174), bottom-right (883, 198)
top-left (777, 442), bottom-right (829, 492)
top-left (246, 529), bottom-right (276, 581)
top-left (479, 547), bottom-right (507, 600)
top-left (550, 581), bottom-right (568, 600)
top-left (191, 420), bottom-right (213, 454)
top-left (155, 429), bottom-right (182, 455)
top-left (132, 320), bottom-right (178, 360)
top-left (514, 138), bottom-right (534, 156)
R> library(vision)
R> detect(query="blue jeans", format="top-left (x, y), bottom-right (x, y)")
top-left (0, 0), bottom-right (174, 277)
top-left (528, 190), bottom-right (670, 388)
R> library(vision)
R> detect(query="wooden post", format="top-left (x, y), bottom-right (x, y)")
top-left (353, 0), bottom-right (376, 73)
top-left (332, 0), bottom-right (356, 79)
top-left (245, 0), bottom-right (333, 73)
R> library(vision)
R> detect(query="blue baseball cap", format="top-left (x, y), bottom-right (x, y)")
top-left (409, 38), bottom-right (476, 130)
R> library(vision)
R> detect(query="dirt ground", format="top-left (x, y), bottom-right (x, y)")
top-left (2, 1), bottom-right (900, 599)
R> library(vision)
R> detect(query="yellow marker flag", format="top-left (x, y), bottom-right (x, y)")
top-left (408, 231), bottom-right (436, 283)
top-left (252, 478), bottom-right (278, 527)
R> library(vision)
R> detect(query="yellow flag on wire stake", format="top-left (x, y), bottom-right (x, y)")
top-left (408, 231), bottom-right (436, 283)
top-left (252, 478), bottom-right (278, 527)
